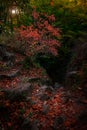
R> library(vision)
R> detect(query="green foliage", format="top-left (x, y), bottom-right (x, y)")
top-left (19, 14), bottom-right (33, 26)
top-left (1, 0), bottom-right (86, 36)
top-left (20, 108), bottom-right (25, 115)
top-left (23, 57), bottom-right (34, 69)
top-left (34, 0), bottom-right (87, 35)
top-left (30, 0), bottom-right (51, 8)
top-left (28, 112), bottom-right (33, 118)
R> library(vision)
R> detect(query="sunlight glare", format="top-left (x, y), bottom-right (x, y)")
top-left (12, 9), bottom-right (16, 14)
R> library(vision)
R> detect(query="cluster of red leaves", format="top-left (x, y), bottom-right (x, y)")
top-left (15, 11), bottom-right (61, 56)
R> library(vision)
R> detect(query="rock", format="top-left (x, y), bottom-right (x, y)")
top-left (0, 121), bottom-right (4, 130)
top-left (66, 42), bottom-right (87, 87)
top-left (0, 44), bottom-right (6, 60)
top-left (39, 85), bottom-right (54, 92)
top-left (66, 71), bottom-right (77, 77)
top-left (20, 77), bottom-right (51, 86)
top-left (40, 94), bottom-right (50, 101)
top-left (40, 85), bottom-right (48, 91)
top-left (22, 118), bottom-right (39, 130)
top-left (0, 70), bottom-right (20, 79)
top-left (3, 83), bottom-right (32, 101)
top-left (78, 99), bottom-right (87, 104)
top-left (21, 77), bottom-right (41, 83)
top-left (53, 116), bottom-right (65, 130)
top-left (0, 44), bottom-right (15, 66)
top-left (54, 82), bottom-right (63, 90)
top-left (40, 78), bottom-right (52, 86)
top-left (3, 51), bottom-right (14, 62)
top-left (45, 85), bottom-right (54, 92)
top-left (78, 112), bottom-right (87, 123)
top-left (21, 117), bottom-right (31, 130)
top-left (31, 120), bottom-right (39, 130)
top-left (35, 85), bottom-right (54, 98)
top-left (34, 85), bottom-right (47, 97)
top-left (42, 104), bottom-right (49, 114)
top-left (65, 70), bottom-right (80, 88)
top-left (74, 112), bottom-right (87, 130)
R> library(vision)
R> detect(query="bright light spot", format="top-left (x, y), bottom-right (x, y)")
top-left (11, 8), bottom-right (19, 15)
top-left (36, 89), bottom-right (39, 92)
top-left (12, 9), bottom-right (16, 14)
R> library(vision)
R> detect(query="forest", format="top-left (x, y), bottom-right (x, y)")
top-left (0, 0), bottom-right (87, 130)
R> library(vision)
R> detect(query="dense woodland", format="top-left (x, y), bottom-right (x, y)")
top-left (0, 0), bottom-right (87, 130)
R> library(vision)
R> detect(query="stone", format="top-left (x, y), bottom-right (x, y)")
top-left (40, 78), bottom-right (52, 86)
top-left (21, 117), bottom-right (31, 130)
top-left (40, 94), bottom-right (50, 101)
top-left (66, 42), bottom-right (87, 88)
top-left (42, 104), bottom-right (49, 114)
top-left (22, 118), bottom-right (39, 130)
top-left (21, 77), bottom-right (41, 83)
top-left (31, 120), bottom-right (39, 130)
top-left (40, 85), bottom-right (54, 91)
top-left (54, 82), bottom-right (62, 90)
top-left (0, 121), bottom-right (4, 130)
top-left (74, 112), bottom-right (87, 130)
top-left (66, 71), bottom-right (77, 77)
top-left (0, 44), bottom-right (15, 66)
top-left (0, 70), bottom-right (20, 79)
top-left (3, 83), bottom-right (32, 101)
top-left (53, 116), bottom-right (65, 130)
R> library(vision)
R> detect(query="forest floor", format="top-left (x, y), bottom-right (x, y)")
top-left (0, 46), bottom-right (87, 130)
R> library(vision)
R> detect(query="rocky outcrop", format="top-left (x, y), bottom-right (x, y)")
top-left (66, 42), bottom-right (87, 89)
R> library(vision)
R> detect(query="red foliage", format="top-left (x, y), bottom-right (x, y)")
top-left (15, 11), bottom-right (61, 56)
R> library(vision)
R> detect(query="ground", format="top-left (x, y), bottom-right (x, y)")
top-left (0, 46), bottom-right (87, 130)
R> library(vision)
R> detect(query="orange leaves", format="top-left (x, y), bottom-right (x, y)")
top-left (26, 29), bottom-right (40, 41)
top-left (19, 26), bottom-right (40, 41)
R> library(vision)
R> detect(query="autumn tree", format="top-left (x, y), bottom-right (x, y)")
top-left (14, 11), bottom-right (61, 57)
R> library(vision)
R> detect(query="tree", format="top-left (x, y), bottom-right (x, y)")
top-left (14, 11), bottom-right (61, 57)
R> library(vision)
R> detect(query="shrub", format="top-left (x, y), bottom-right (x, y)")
top-left (14, 10), bottom-right (61, 57)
